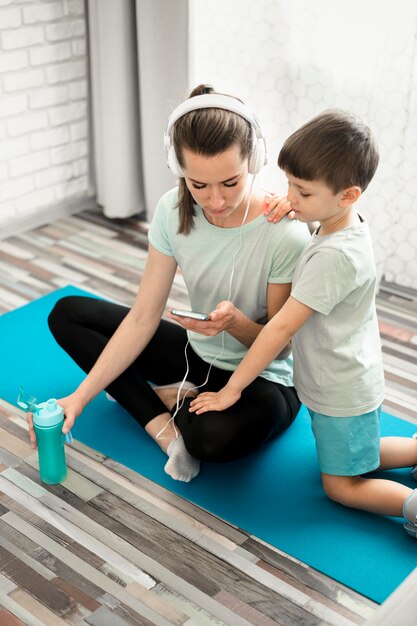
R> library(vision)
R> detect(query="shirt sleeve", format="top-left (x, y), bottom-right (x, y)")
top-left (291, 247), bottom-right (357, 314)
top-left (269, 221), bottom-right (311, 283)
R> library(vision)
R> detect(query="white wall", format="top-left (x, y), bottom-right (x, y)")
top-left (0, 0), bottom-right (93, 237)
top-left (189, 0), bottom-right (417, 290)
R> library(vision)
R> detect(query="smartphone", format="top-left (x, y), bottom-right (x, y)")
top-left (170, 308), bottom-right (209, 321)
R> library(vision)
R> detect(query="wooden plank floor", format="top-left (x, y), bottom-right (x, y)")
top-left (1, 209), bottom-right (416, 625)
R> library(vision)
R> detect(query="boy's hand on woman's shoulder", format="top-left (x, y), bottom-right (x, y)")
top-left (264, 194), bottom-right (295, 223)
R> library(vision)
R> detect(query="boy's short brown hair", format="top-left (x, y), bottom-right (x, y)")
top-left (278, 109), bottom-right (379, 193)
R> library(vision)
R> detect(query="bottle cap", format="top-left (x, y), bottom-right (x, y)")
top-left (33, 398), bottom-right (64, 428)
top-left (18, 387), bottom-right (72, 443)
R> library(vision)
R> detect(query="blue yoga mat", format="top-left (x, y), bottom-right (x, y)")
top-left (1, 285), bottom-right (416, 603)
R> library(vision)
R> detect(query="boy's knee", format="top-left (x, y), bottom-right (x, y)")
top-left (321, 474), bottom-right (358, 504)
top-left (321, 475), bottom-right (340, 502)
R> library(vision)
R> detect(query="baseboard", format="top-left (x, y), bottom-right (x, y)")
top-left (0, 195), bottom-right (98, 240)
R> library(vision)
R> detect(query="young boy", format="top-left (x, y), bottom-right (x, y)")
top-left (189, 109), bottom-right (417, 538)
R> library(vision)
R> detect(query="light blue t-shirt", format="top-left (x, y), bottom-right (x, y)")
top-left (291, 221), bottom-right (385, 416)
top-left (148, 187), bottom-right (310, 385)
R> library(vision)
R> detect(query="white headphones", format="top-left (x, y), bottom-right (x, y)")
top-left (164, 93), bottom-right (267, 178)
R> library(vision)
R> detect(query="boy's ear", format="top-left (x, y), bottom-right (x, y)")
top-left (339, 186), bottom-right (361, 206)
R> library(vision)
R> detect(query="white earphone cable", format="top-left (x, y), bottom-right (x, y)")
top-left (156, 175), bottom-right (257, 441)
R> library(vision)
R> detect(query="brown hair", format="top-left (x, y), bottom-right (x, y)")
top-left (278, 109), bottom-right (379, 193)
top-left (173, 84), bottom-right (253, 234)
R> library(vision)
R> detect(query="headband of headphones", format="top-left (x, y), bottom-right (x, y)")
top-left (164, 93), bottom-right (267, 177)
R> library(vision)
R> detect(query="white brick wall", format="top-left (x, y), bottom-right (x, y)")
top-left (0, 0), bottom-right (92, 234)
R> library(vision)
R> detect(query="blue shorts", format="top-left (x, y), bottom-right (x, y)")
top-left (308, 407), bottom-right (381, 476)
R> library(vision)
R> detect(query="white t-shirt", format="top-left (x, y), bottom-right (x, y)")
top-left (148, 187), bottom-right (310, 385)
top-left (291, 221), bottom-right (385, 416)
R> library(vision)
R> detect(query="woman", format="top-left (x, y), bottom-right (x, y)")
top-left (28, 84), bottom-right (310, 482)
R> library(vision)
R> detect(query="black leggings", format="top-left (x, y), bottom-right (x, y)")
top-left (48, 296), bottom-right (300, 462)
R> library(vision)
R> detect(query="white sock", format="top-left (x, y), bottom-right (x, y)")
top-left (164, 435), bottom-right (200, 482)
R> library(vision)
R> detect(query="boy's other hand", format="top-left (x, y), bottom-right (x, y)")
top-left (189, 386), bottom-right (241, 414)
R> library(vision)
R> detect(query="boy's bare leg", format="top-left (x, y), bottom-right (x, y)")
top-left (379, 436), bottom-right (417, 469)
top-left (320, 436), bottom-right (417, 516)
top-left (321, 474), bottom-right (412, 517)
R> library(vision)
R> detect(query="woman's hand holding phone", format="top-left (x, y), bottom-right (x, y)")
top-left (167, 301), bottom-right (236, 336)
top-left (169, 309), bottom-right (209, 321)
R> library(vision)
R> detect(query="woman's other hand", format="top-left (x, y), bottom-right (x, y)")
top-left (27, 392), bottom-right (85, 448)
top-left (26, 411), bottom-right (37, 449)
top-left (58, 393), bottom-right (85, 434)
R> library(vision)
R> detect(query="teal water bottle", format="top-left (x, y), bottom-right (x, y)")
top-left (33, 398), bottom-right (67, 484)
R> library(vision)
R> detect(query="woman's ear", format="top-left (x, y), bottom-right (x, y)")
top-left (339, 186), bottom-right (361, 206)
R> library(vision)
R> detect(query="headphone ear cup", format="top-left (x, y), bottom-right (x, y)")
top-left (248, 133), bottom-right (266, 175)
top-left (166, 146), bottom-right (184, 178)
